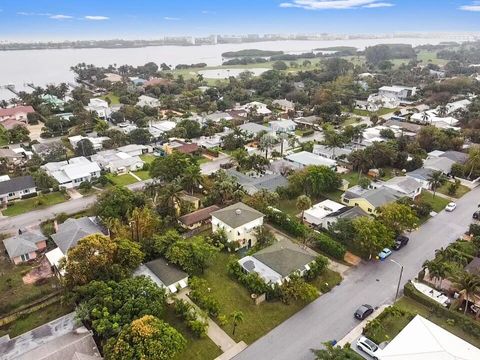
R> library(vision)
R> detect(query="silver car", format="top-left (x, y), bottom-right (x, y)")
top-left (356, 336), bottom-right (381, 359)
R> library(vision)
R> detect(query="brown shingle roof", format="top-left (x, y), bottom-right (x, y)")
top-left (178, 205), bottom-right (220, 226)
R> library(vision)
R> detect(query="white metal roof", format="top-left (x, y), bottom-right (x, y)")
top-left (286, 151), bottom-right (337, 167)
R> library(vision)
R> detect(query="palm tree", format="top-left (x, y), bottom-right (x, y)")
top-left (278, 132), bottom-right (289, 156)
top-left (159, 180), bottom-right (183, 217)
top-left (427, 170), bottom-right (445, 198)
top-left (422, 259), bottom-right (449, 288)
top-left (421, 112), bottom-right (430, 124)
top-left (323, 127), bottom-right (344, 159)
top-left (466, 145), bottom-right (480, 180)
top-left (437, 105), bottom-right (448, 118)
top-left (296, 195), bottom-right (312, 224)
top-left (182, 164), bottom-right (203, 195)
top-left (288, 135), bottom-right (299, 150)
top-left (258, 134), bottom-right (276, 159)
top-left (450, 271), bottom-right (480, 314)
top-left (230, 311), bottom-right (244, 336)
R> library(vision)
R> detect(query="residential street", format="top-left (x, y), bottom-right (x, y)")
top-left (234, 186), bottom-right (480, 360)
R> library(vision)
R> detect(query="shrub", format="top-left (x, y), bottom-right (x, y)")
top-left (189, 277), bottom-right (221, 318)
top-left (188, 319), bottom-right (208, 338)
top-left (227, 258), bottom-right (278, 298)
top-left (21, 193), bottom-right (38, 200)
top-left (469, 224), bottom-right (480, 237)
top-left (302, 129), bottom-right (314, 137)
top-left (314, 233), bottom-right (346, 260)
top-left (79, 181), bottom-right (92, 191)
top-left (304, 256), bottom-right (329, 280)
top-left (264, 207), bottom-right (308, 238)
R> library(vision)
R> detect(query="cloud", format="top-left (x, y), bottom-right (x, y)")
top-left (17, 12), bottom-right (52, 16)
top-left (279, 0), bottom-right (394, 10)
top-left (163, 16), bottom-right (180, 21)
top-left (49, 14), bottom-right (73, 20)
top-left (201, 10), bottom-right (216, 14)
top-left (460, 1), bottom-right (480, 11)
top-left (84, 15), bottom-right (109, 20)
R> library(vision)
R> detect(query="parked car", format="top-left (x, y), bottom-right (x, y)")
top-left (356, 336), bottom-right (381, 359)
top-left (354, 304), bottom-right (374, 320)
top-left (378, 248), bottom-right (392, 260)
top-left (473, 211), bottom-right (480, 220)
top-left (393, 235), bottom-right (409, 250)
top-left (445, 202), bottom-right (457, 212)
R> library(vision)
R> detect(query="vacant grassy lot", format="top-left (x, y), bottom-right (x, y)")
top-left (436, 181), bottom-right (470, 199)
top-left (0, 302), bottom-right (73, 338)
top-left (2, 192), bottom-right (68, 217)
top-left (106, 173), bottom-right (138, 186)
top-left (100, 93), bottom-right (120, 104)
top-left (418, 191), bottom-right (450, 213)
top-left (197, 252), bottom-right (340, 344)
top-left (133, 170), bottom-right (151, 181)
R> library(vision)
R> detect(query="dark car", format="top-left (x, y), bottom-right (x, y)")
top-left (354, 304), bottom-right (374, 320)
top-left (393, 235), bottom-right (409, 250)
top-left (473, 211), bottom-right (480, 220)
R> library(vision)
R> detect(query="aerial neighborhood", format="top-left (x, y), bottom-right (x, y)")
top-left (1, 39), bottom-right (480, 360)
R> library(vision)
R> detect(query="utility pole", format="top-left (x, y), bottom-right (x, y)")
top-left (390, 259), bottom-right (404, 302)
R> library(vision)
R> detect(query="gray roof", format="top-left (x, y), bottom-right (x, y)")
top-left (253, 239), bottom-right (317, 277)
top-left (145, 258), bottom-right (188, 286)
top-left (0, 312), bottom-right (102, 360)
top-left (440, 151), bottom-right (468, 165)
top-left (3, 231), bottom-right (47, 258)
top-left (424, 157), bottom-right (456, 173)
top-left (51, 217), bottom-right (106, 254)
top-left (226, 169), bottom-right (288, 195)
top-left (344, 186), bottom-right (403, 207)
top-left (384, 176), bottom-right (422, 194)
top-left (211, 202), bottom-right (264, 228)
top-left (313, 144), bottom-right (352, 158)
top-left (406, 167), bottom-right (435, 181)
top-left (465, 257), bottom-right (480, 276)
top-left (384, 119), bottom-right (423, 133)
top-left (238, 122), bottom-right (271, 136)
top-left (294, 116), bottom-right (320, 125)
top-left (0, 176), bottom-right (35, 196)
top-left (31, 141), bottom-right (63, 155)
top-left (326, 206), bottom-right (369, 220)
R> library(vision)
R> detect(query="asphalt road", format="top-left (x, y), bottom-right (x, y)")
top-left (234, 186), bottom-right (480, 360)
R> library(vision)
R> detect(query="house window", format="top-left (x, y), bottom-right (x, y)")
top-left (20, 253), bottom-right (30, 262)
top-left (8, 192), bottom-right (14, 197)
top-left (368, 208), bottom-right (372, 213)
top-left (354, 203), bottom-right (359, 207)
top-left (24, 189), bottom-right (30, 194)
top-left (344, 199), bottom-right (349, 204)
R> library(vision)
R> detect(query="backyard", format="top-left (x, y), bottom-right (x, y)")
top-left (106, 173), bottom-right (139, 186)
top-left (2, 192), bottom-right (68, 217)
top-left (133, 170), bottom-right (151, 181)
top-left (196, 252), bottom-right (341, 344)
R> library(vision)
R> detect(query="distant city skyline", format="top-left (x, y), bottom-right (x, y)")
top-left (1, 0), bottom-right (480, 41)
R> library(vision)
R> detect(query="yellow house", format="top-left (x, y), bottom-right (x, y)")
top-left (341, 185), bottom-right (402, 216)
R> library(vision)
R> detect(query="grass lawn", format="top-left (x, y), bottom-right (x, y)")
top-left (163, 306), bottom-right (222, 360)
top-left (276, 195), bottom-right (326, 217)
top-left (0, 302), bottom-right (73, 338)
top-left (140, 154), bottom-right (156, 164)
top-left (106, 173), bottom-right (139, 186)
top-left (100, 93), bottom-right (120, 104)
top-left (418, 191), bottom-right (450, 213)
top-left (0, 253), bottom-right (60, 316)
top-left (2, 192), bottom-right (68, 217)
top-left (197, 157), bottom-right (211, 165)
top-left (198, 252), bottom-right (333, 344)
top-left (351, 107), bottom-right (397, 117)
top-left (133, 170), bottom-right (151, 181)
top-left (395, 297), bottom-right (480, 348)
top-left (436, 181), bottom-right (470, 199)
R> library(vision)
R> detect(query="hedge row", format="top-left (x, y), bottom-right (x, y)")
top-left (314, 233), bottom-right (346, 260)
top-left (404, 281), bottom-right (480, 339)
top-left (264, 207), bottom-right (308, 238)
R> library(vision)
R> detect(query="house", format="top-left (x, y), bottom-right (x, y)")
top-left (240, 101), bottom-right (272, 115)
top-left (238, 122), bottom-right (273, 137)
top-left (321, 206), bottom-right (368, 230)
top-left (205, 111), bottom-right (233, 123)
top-left (91, 150), bottom-right (144, 174)
top-left (42, 157), bottom-right (101, 188)
top-left (226, 169), bottom-right (288, 195)
top-left (50, 216), bottom-right (107, 256)
top-left (32, 140), bottom-right (65, 158)
top-left (423, 156), bottom-right (456, 174)
top-left (0, 148), bottom-right (24, 164)
top-left (238, 239), bottom-right (317, 284)
top-left (272, 99), bottom-right (295, 112)
top-left (150, 120), bottom-right (176, 135)
top-left (3, 231), bottom-right (47, 264)
top-left (383, 176), bottom-right (422, 199)
top-left (341, 185), bottom-right (403, 215)
top-left (285, 151), bottom-right (337, 168)
top-left (0, 118), bottom-right (27, 130)
top-left (136, 95), bottom-right (161, 108)
top-left (134, 258), bottom-right (188, 293)
top-left (269, 119), bottom-right (297, 133)
top-left (355, 99), bottom-right (379, 112)
top-left (465, 257), bottom-right (480, 276)
top-left (68, 135), bottom-right (110, 151)
top-left (211, 202), bottom-right (264, 249)
top-left (383, 119), bottom-right (423, 134)
top-left (378, 85), bottom-right (416, 101)
top-left (41, 94), bottom-right (65, 109)
top-left (0, 105), bottom-right (35, 123)
top-left (0, 175), bottom-right (37, 205)
top-left (303, 199), bottom-right (345, 226)
top-left (293, 115), bottom-right (320, 128)
top-left (163, 140), bottom-right (199, 155)
top-left (178, 205), bottom-right (220, 230)
top-left (144, 77), bottom-right (172, 87)
top-left (117, 144), bottom-right (152, 156)
top-left (378, 315), bottom-right (480, 360)
top-left (85, 98), bottom-right (111, 119)
top-left (104, 73), bottom-right (123, 83)
top-left (406, 167), bottom-right (436, 189)
top-left (0, 313), bottom-right (102, 360)
top-left (367, 93), bottom-right (400, 109)
top-left (313, 144), bottom-right (352, 160)
top-left (428, 150), bottom-right (468, 165)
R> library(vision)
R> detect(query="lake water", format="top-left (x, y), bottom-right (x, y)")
top-left (0, 36), bottom-right (474, 90)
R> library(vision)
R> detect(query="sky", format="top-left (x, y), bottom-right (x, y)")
top-left (0, 0), bottom-right (480, 41)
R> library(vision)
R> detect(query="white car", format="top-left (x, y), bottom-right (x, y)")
top-left (445, 202), bottom-right (457, 212)
top-left (356, 336), bottom-right (381, 359)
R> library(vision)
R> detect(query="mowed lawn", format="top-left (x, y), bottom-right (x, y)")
top-left (418, 191), bottom-right (450, 213)
top-left (198, 252), bottom-right (341, 344)
top-left (2, 192), bottom-right (68, 217)
top-left (133, 170), bottom-right (151, 181)
top-left (140, 154), bottom-right (156, 164)
top-left (106, 173), bottom-right (139, 186)
top-left (436, 181), bottom-right (470, 199)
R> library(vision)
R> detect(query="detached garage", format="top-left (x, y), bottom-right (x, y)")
top-left (135, 258), bottom-right (188, 293)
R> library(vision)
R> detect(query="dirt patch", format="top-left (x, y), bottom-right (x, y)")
top-left (22, 258), bottom-right (53, 284)
top-left (344, 251), bottom-right (361, 266)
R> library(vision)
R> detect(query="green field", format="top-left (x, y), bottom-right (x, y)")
top-left (106, 173), bottom-right (139, 186)
top-left (100, 92), bottom-right (120, 104)
top-left (2, 192), bottom-right (68, 217)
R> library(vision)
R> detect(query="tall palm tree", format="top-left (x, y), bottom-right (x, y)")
top-left (259, 134), bottom-right (276, 159)
top-left (466, 145), bottom-right (480, 180)
top-left (230, 311), bottom-right (245, 336)
top-left (278, 132), bottom-right (289, 156)
top-left (323, 128), bottom-right (345, 159)
top-left (437, 105), bottom-right (448, 118)
top-left (427, 170), bottom-right (445, 198)
top-left (296, 195), bottom-right (312, 224)
top-left (422, 259), bottom-right (449, 288)
top-left (182, 164), bottom-right (203, 195)
top-left (450, 271), bottom-right (480, 314)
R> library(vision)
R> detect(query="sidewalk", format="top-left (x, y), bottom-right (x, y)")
top-left (176, 289), bottom-right (247, 359)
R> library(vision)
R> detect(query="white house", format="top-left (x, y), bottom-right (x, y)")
top-left (272, 99), bottom-right (295, 112)
top-left (0, 176), bottom-right (37, 205)
top-left (410, 110), bottom-right (460, 129)
top-left (134, 258), bottom-right (188, 294)
top-left (86, 98), bottom-right (111, 119)
top-left (240, 101), bottom-right (272, 115)
top-left (204, 111), bottom-right (233, 123)
top-left (313, 144), bottom-right (352, 160)
top-left (303, 199), bottom-right (345, 227)
top-left (378, 85), bottom-right (416, 101)
top-left (136, 95), bottom-right (161, 108)
top-left (269, 119), bottom-right (297, 133)
top-left (91, 150), bottom-right (144, 174)
top-left (42, 157), bottom-right (101, 188)
top-left (68, 135), bottom-right (110, 151)
top-left (117, 144), bottom-right (152, 157)
top-left (285, 151), bottom-right (337, 168)
top-left (211, 202), bottom-right (264, 249)
top-left (382, 176), bottom-right (422, 199)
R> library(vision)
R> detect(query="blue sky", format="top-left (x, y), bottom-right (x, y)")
top-left (0, 0), bottom-right (480, 41)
